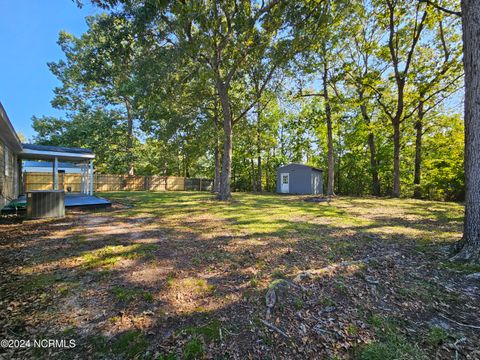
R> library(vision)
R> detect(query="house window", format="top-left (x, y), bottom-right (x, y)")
top-left (282, 175), bottom-right (289, 184)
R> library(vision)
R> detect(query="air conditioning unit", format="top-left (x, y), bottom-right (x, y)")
top-left (27, 190), bottom-right (65, 219)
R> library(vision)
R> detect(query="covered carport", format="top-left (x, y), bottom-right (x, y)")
top-left (19, 144), bottom-right (95, 195)
top-left (1, 143), bottom-right (110, 213)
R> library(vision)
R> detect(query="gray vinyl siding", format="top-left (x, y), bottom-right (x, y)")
top-left (311, 170), bottom-right (322, 195)
top-left (277, 164), bottom-right (323, 195)
top-left (0, 140), bottom-right (19, 208)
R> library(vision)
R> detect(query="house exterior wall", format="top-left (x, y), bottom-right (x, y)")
top-left (0, 140), bottom-right (19, 208)
top-left (277, 164), bottom-right (323, 195)
top-left (0, 102), bottom-right (23, 209)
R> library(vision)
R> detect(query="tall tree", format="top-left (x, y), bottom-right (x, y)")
top-left (409, 13), bottom-right (462, 198)
top-left (166, 1), bottom-right (290, 200)
top-left (112, 0), bottom-right (296, 199)
top-left (213, 94), bottom-right (222, 193)
top-left (416, 0), bottom-right (480, 261)
top-left (50, 13), bottom-right (139, 174)
top-left (373, 1), bottom-right (429, 196)
top-left (32, 109), bottom-right (134, 173)
top-left (452, 0), bottom-right (480, 262)
top-left (344, 2), bottom-right (384, 195)
top-left (322, 50), bottom-right (335, 196)
top-left (293, 0), bottom-right (350, 196)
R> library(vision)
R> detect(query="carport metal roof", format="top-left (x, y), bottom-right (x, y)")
top-left (19, 143), bottom-right (95, 161)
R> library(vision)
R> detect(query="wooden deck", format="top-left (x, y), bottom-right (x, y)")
top-left (1, 193), bottom-right (111, 214)
top-left (63, 194), bottom-right (111, 208)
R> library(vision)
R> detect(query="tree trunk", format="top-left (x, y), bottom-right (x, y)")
top-left (413, 100), bottom-right (424, 198)
top-left (392, 121), bottom-right (401, 197)
top-left (391, 77), bottom-right (404, 198)
top-left (213, 100), bottom-right (221, 193)
top-left (452, 0), bottom-right (480, 262)
top-left (323, 60), bottom-right (335, 196)
top-left (336, 123), bottom-right (341, 194)
top-left (391, 75), bottom-right (406, 198)
top-left (256, 103), bottom-right (262, 192)
top-left (257, 156), bottom-right (262, 192)
top-left (217, 81), bottom-right (233, 200)
top-left (385, 2), bottom-right (426, 198)
top-left (336, 152), bottom-right (341, 194)
top-left (182, 154), bottom-right (186, 177)
top-left (368, 133), bottom-right (380, 196)
top-left (280, 124), bottom-right (286, 159)
top-left (251, 158), bottom-right (256, 191)
top-left (125, 99), bottom-right (135, 176)
top-left (185, 154), bottom-right (190, 178)
top-left (326, 109), bottom-right (335, 196)
top-left (266, 150), bottom-right (270, 192)
top-left (214, 147), bottom-right (221, 192)
top-left (177, 153), bottom-right (181, 176)
top-left (359, 91), bottom-right (380, 196)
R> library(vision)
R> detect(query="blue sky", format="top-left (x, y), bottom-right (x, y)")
top-left (0, 0), bottom-right (100, 141)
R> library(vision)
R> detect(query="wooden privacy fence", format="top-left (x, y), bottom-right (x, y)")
top-left (24, 172), bottom-right (213, 192)
top-left (24, 172), bottom-right (82, 192)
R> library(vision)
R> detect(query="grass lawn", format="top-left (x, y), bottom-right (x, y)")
top-left (1, 192), bottom-right (479, 359)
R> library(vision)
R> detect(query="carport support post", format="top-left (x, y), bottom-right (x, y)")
top-left (79, 164), bottom-right (84, 194)
top-left (83, 163), bottom-right (88, 194)
top-left (81, 162), bottom-right (87, 194)
top-left (89, 160), bottom-right (94, 195)
top-left (53, 157), bottom-right (59, 190)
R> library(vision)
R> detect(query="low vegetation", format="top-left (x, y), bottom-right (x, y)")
top-left (0, 192), bottom-right (478, 359)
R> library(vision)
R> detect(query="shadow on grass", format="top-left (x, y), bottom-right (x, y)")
top-left (0, 191), bottom-right (466, 359)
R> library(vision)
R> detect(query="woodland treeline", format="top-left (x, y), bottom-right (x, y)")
top-left (33, 0), bottom-right (464, 201)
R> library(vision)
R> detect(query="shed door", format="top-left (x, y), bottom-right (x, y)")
top-left (281, 173), bottom-right (289, 193)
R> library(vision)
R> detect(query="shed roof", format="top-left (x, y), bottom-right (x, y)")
top-left (278, 163), bottom-right (323, 172)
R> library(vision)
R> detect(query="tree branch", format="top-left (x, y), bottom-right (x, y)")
top-left (404, 9), bottom-right (428, 75)
top-left (232, 64), bottom-right (278, 124)
top-left (294, 92), bottom-right (325, 99)
top-left (419, 0), bottom-right (461, 17)
top-left (402, 73), bottom-right (464, 121)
